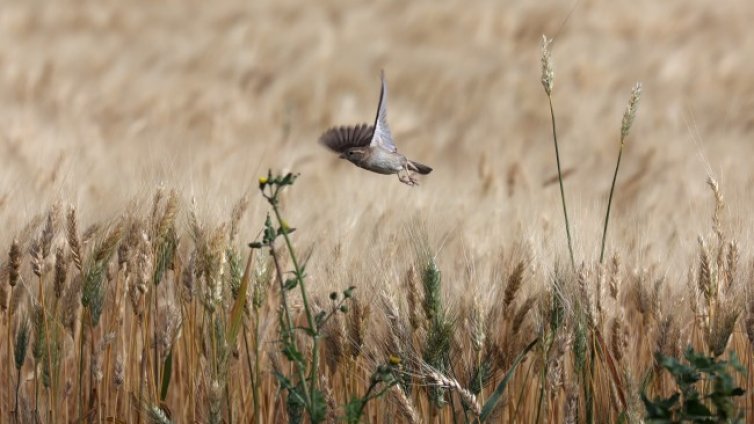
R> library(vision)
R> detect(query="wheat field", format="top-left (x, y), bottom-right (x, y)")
top-left (0, 0), bottom-right (753, 422)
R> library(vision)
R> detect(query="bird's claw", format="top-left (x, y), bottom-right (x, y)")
top-left (398, 171), bottom-right (419, 186)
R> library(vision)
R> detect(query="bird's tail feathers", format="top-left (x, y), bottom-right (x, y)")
top-left (408, 160), bottom-right (432, 175)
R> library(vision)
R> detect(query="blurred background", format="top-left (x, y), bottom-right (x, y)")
top-left (1, 0), bottom-right (753, 275)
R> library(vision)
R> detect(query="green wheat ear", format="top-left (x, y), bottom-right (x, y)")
top-left (15, 317), bottom-right (30, 371)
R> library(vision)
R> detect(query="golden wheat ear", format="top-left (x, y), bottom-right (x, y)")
top-left (409, 160), bottom-right (432, 175)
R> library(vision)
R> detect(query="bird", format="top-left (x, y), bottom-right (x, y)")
top-left (318, 71), bottom-right (432, 186)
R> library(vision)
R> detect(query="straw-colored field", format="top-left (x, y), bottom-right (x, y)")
top-left (1, 0), bottom-right (753, 422)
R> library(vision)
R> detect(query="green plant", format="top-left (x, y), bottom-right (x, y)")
top-left (642, 346), bottom-right (746, 423)
top-left (252, 171), bottom-right (400, 423)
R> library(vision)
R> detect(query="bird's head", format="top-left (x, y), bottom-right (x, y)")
top-left (339, 147), bottom-right (369, 163)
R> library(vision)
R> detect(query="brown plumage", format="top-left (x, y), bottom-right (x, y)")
top-left (319, 71), bottom-right (432, 186)
top-left (319, 124), bottom-right (374, 154)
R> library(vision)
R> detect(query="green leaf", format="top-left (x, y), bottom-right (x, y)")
top-left (647, 346), bottom-right (748, 422)
top-left (345, 397), bottom-right (365, 424)
top-left (343, 286), bottom-right (356, 298)
top-left (303, 326), bottom-right (317, 337)
top-left (273, 370), bottom-right (294, 390)
top-left (263, 214), bottom-right (277, 244)
top-left (283, 344), bottom-right (305, 363)
top-left (641, 392), bottom-right (674, 419)
top-left (729, 387), bottom-right (746, 397)
top-left (684, 398), bottom-right (711, 417)
top-left (284, 278), bottom-right (298, 291)
top-left (278, 226), bottom-right (296, 236)
top-left (480, 338), bottom-right (538, 421)
top-left (280, 172), bottom-right (298, 186)
top-left (684, 348), bottom-right (714, 372)
top-left (727, 351), bottom-right (746, 374)
top-left (314, 310), bottom-right (326, 327)
top-left (309, 388), bottom-right (327, 423)
top-left (160, 349), bottom-right (173, 401)
top-left (286, 384), bottom-right (306, 424)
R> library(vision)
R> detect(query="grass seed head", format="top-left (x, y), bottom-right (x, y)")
top-left (404, 265), bottom-right (421, 332)
top-left (348, 297), bottom-right (369, 359)
top-left (390, 384), bottom-right (422, 424)
top-left (9, 238), bottom-right (22, 287)
top-left (66, 206), bottom-right (83, 272)
top-left (608, 253), bottom-right (620, 300)
top-left (503, 260), bottom-right (525, 315)
top-left (745, 300), bottom-right (754, 350)
top-left (468, 295), bottom-right (485, 353)
top-left (15, 316), bottom-right (30, 371)
top-left (540, 35), bottom-right (554, 96)
top-left (61, 274), bottom-right (82, 335)
top-left (426, 370), bottom-right (480, 416)
top-left (621, 82), bottom-right (642, 140)
top-left (697, 237), bottom-right (712, 304)
top-left (54, 247), bottom-right (67, 299)
top-left (229, 194), bottom-right (249, 245)
top-left (708, 302), bottom-right (740, 357)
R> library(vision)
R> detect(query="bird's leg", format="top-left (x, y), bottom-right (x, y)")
top-left (398, 165), bottom-right (418, 186)
top-left (406, 163), bottom-right (419, 185)
top-left (398, 170), bottom-right (411, 185)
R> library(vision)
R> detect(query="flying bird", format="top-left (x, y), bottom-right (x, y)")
top-left (319, 71), bottom-right (432, 186)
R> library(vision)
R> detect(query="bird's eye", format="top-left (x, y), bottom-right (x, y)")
top-left (347, 151), bottom-right (354, 156)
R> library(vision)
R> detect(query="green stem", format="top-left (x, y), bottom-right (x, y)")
top-left (254, 310), bottom-right (263, 423)
top-left (89, 314), bottom-right (98, 423)
top-left (547, 95), bottom-right (576, 271)
top-left (269, 244), bottom-right (311, 409)
top-left (78, 311), bottom-right (87, 424)
top-left (355, 380), bottom-right (380, 421)
top-left (271, 201), bottom-right (320, 403)
top-left (152, 287), bottom-right (160, 400)
top-left (8, 293), bottom-right (13, 421)
top-left (535, 363), bottom-right (546, 424)
top-left (600, 138), bottom-right (625, 264)
top-left (15, 366), bottom-right (22, 423)
top-left (243, 326), bottom-right (260, 424)
top-left (271, 206), bottom-right (316, 334)
top-left (34, 359), bottom-right (38, 420)
top-left (536, 335), bottom-right (554, 424)
top-left (585, 336), bottom-right (595, 424)
top-left (225, 381), bottom-right (233, 424)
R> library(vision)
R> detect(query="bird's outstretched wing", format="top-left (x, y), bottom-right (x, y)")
top-left (370, 70), bottom-right (397, 153)
top-left (319, 123), bottom-right (374, 153)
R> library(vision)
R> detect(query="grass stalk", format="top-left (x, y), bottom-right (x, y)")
top-left (600, 83), bottom-right (642, 263)
top-left (243, 328), bottom-right (260, 423)
top-left (546, 95), bottom-right (576, 271)
top-left (77, 310), bottom-right (87, 423)
top-left (599, 144), bottom-right (624, 264)
top-left (7, 286), bottom-right (14, 420)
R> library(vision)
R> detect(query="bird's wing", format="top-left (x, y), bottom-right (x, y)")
top-left (370, 70), bottom-right (397, 153)
top-left (318, 123), bottom-right (374, 153)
